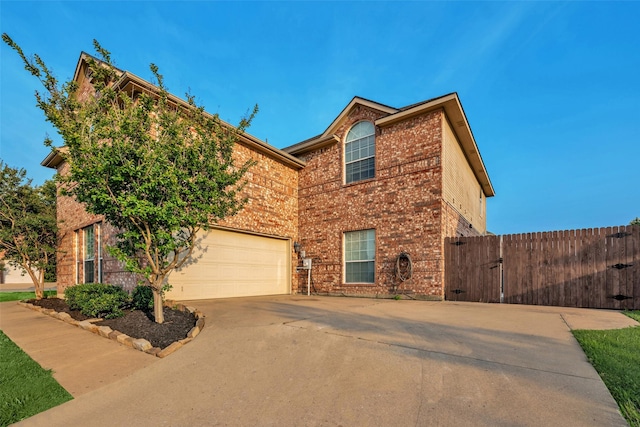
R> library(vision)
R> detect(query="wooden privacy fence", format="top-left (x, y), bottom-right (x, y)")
top-left (444, 225), bottom-right (640, 310)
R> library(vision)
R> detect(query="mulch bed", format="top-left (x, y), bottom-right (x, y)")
top-left (28, 298), bottom-right (197, 349)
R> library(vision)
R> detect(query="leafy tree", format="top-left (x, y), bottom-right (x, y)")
top-left (3, 34), bottom-right (256, 323)
top-left (631, 217), bottom-right (640, 226)
top-left (0, 162), bottom-right (57, 299)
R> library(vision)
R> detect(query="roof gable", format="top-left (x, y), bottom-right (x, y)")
top-left (284, 93), bottom-right (494, 197)
top-left (376, 93), bottom-right (494, 197)
top-left (322, 97), bottom-right (398, 138)
top-left (43, 53), bottom-right (305, 171)
top-left (282, 97), bottom-right (397, 155)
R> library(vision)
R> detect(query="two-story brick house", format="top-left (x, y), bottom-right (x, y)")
top-left (43, 53), bottom-right (493, 301)
top-left (283, 95), bottom-right (494, 298)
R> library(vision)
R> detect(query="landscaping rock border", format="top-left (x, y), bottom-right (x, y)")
top-left (17, 300), bottom-right (205, 358)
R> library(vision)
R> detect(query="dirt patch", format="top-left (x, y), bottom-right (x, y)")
top-left (29, 298), bottom-right (196, 349)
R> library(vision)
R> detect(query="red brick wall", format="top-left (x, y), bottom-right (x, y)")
top-left (220, 144), bottom-right (299, 240)
top-left (295, 106), bottom-right (447, 299)
top-left (56, 162), bottom-right (98, 292)
top-left (219, 143), bottom-right (300, 293)
top-left (57, 60), bottom-right (301, 295)
top-left (55, 141), bottom-right (301, 295)
top-left (55, 162), bottom-right (141, 294)
top-left (54, 67), bottom-right (487, 300)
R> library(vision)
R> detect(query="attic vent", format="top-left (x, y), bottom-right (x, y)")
top-left (456, 120), bottom-right (465, 127)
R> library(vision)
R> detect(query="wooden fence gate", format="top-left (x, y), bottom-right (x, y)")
top-left (444, 225), bottom-right (640, 310)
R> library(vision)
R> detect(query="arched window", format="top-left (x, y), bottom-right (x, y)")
top-left (345, 121), bottom-right (375, 184)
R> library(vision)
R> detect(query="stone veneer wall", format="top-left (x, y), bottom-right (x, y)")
top-left (295, 105), bottom-right (448, 298)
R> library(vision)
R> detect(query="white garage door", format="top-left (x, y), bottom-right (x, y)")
top-left (165, 229), bottom-right (290, 300)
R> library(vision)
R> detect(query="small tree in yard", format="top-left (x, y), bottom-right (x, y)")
top-left (0, 163), bottom-right (57, 299)
top-left (631, 218), bottom-right (640, 226)
top-left (3, 34), bottom-right (256, 323)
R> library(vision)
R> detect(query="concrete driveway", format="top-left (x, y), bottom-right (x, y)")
top-left (5, 296), bottom-right (637, 426)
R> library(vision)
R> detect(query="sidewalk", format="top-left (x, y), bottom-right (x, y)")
top-left (0, 301), bottom-right (157, 397)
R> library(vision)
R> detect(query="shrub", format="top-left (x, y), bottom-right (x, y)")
top-left (132, 285), bottom-right (154, 311)
top-left (64, 283), bottom-right (129, 319)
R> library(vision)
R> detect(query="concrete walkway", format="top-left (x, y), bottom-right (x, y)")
top-left (0, 301), bottom-right (157, 396)
top-left (1, 296), bottom-right (637, 426)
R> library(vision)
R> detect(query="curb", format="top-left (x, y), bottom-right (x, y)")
top-left (17, 300), bottom-right (205, 358)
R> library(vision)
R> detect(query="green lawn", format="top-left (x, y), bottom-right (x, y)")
top-left (0, 290), bottom-right (56, 303)
top-left (624, 311), bottom-right (640, 323)
top-left (573, 311), bottom-right (640, 426)
top-left (0, 330), bottom-right (72, 425)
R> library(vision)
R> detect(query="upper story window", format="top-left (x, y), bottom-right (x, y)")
top-left (345, 121), bottom-right (375, 184)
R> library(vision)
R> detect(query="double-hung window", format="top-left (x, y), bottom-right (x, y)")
top-left (344, 229), bottom-right (375, 283)
top-left (345, 121), bottom-right (375, 184)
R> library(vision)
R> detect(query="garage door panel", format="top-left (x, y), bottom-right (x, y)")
top-left (165, 229), bottom-right (290, 300)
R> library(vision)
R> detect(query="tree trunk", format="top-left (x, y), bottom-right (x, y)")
top-left (35, 273), bottom-right (44, 300)
top-left (152, 287), bottom-right (164, 324)
top-left (25, 266), bottom-right (44, 300)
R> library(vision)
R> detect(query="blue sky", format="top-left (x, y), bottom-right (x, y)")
top-left (1, 1), bottom-right (638, 235)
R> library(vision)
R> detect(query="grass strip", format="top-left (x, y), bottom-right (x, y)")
top-left (573, 312), bottom-right (640, 426)
top-left (624, 310), bottom-right (640, 323)
top-left (0, 330), bottom-right (72, 425)
top-left (0, 290), bottom-right (57, 303)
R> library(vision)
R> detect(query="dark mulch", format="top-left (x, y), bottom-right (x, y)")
top-left (29, 297), bottom-right (92, 321)
top-left (100, 307), bottom-right (196, 349)
top-left (27, 298), bottom-right (197, 349)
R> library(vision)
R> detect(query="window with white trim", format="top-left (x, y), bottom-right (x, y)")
top-left (84, 226), bottom-right (95, 283)
top-left (76, 223), bottom-right (103, 284)
top-left (344, 229), bottom-right (375, 283)
top-left (345, 121), bottom-right (375, 184)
